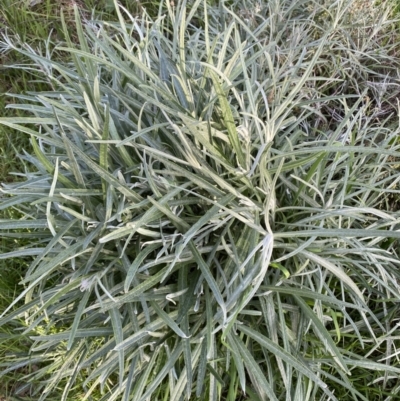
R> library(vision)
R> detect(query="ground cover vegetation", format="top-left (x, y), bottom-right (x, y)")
top-left (1, 0), bottom-right (400, 400)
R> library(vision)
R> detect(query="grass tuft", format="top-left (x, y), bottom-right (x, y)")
top-left (1, 0), bottom-right (400, 400)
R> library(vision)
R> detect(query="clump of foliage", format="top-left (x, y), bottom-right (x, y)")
top-left (1, 0), bottom-right (400, 400)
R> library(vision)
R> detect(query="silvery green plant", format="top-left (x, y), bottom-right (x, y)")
top-left (1, 0), bottom-right (400, 400)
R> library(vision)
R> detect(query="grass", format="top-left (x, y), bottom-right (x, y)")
top-left (0, 0), bottom-right (123, 398)
top-left (1, 0), bottom-right (400, 400)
